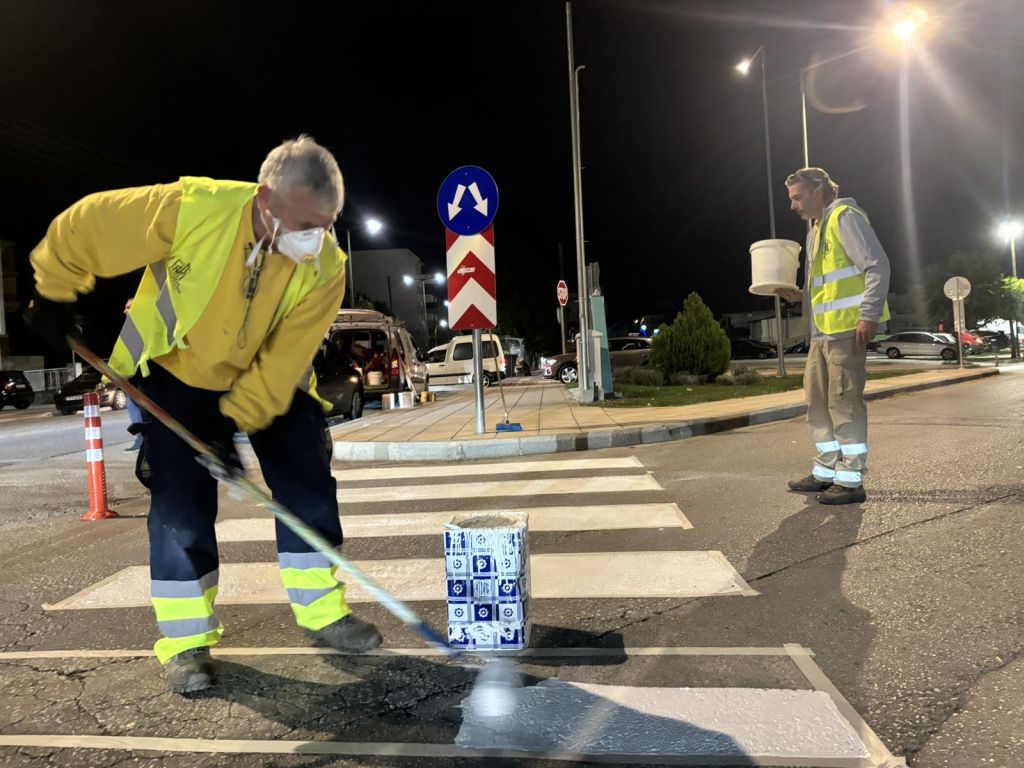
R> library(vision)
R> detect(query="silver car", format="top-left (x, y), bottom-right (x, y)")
top-left (878, 331), bottom-right (957, 360)
top-left (541, 336), bottom-right (652, 383)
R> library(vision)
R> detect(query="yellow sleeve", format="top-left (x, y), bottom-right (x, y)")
top-left (30, 183), bottom-right (182, 302)
top-left (220, 272), bottom-right (345, 433)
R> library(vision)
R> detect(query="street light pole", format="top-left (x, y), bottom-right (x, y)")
top-left (567, 1), bottom-right (591, 400)
top-left (1011, 236), bottom-right (1019, 359)
top-left (738, 47), bottom-right (786, 375)
top-left (345, 229), bottom-right (355, 308)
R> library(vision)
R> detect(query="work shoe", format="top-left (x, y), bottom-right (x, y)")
top-left (308, 615), bottom-right (383, 653)
top-left (788, 475), bottom-right (833, 492)
top-left (165, 647), bottom-right (215, 694)
top-left (817, 485), bottom-right (867, 505)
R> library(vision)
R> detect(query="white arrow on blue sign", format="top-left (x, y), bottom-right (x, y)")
top-left (437, 165), bottom-right (499, 236)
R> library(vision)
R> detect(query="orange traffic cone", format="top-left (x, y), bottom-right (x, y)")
top-left (81, 391), bottom-right (117, 521)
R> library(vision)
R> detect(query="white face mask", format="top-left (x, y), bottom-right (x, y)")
top-left (261, 205), bottom-right (327, 264)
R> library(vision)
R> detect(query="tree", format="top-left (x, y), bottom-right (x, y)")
top-left (922, 251), bottom-right (1007, 329)
top-left (649, 292), bottom-right (731, 378)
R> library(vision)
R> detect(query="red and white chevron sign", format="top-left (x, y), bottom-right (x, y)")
top-left (446, 225), bottom-right (496, 330)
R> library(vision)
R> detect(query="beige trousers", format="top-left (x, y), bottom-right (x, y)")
top-left (804, 338), bottom-right (869, 488)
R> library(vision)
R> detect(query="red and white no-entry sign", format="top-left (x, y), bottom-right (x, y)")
top-left (446, 225), bottom-right (497, 330)
top-left (557, 280), bottom-right (569, 307)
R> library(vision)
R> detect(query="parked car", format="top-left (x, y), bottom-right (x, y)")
top-left (323, 309), bottom-right (428, 402)
top-left (540, 336), bottom-right (652, 384)
top-left (54, 366), bottom-right (127, 414)
top-left (425, 334), bottom-right (506, 388)
top-left (785, 340), bottom-right (810, 354)
top-left (0, 370), bottom-right (34, 410)
top-left (877, 331), bottom-right (958, 360)
top-left (730, 338), bottom-right (778, 359)
top-left (935, 332), bottom-right (978, 356)
top-left (975, 330), bottom-right (1009, 350)
top-left (311, 348), bottom-right (365, 420)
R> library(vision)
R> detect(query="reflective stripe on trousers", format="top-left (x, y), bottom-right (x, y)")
top-left (151, 569), bottom-right (224, 664)
top-left (278, 551), bottom-right (351, 631)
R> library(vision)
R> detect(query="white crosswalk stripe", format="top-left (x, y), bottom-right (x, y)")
top-left (336, 474), bottom-right (663, 503)
top-left (35, 453), bottom-right (897, 764)
top-left (216, 503), bottom-right (692, 541)
top-left (332, 456), bottom-right (644, 482)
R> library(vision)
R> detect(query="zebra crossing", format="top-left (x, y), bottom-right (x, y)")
top-left (25, 453), bottom-right (902, 765)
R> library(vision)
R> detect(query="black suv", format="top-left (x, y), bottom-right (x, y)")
top-left (0, 370), bottom-right (35, 410)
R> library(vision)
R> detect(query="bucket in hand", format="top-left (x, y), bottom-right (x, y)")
top-left (367, 371), bottom-right (384, 386)
top-left (749, 239), bottom-right (801, 296)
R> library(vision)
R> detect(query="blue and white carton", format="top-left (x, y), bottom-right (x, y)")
top-left (444, 512), bottom-right (530, 651)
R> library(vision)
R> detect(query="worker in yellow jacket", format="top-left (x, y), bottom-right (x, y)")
top-left (27, 136), bottom-right (382, 694)
top-left (777, 167), bottom-right (891, 505)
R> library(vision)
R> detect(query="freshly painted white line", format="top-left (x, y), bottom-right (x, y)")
top-left (0, 646), bottom-right (810, 661)
top-left (44, 551), bottom-right (755, 610)
top-left (337, 474), bottom-right (663, 502)
top-left (332, 457), bottom-right (644, 482)
top-left (457, 682), bottom-right (870, 760)
top-left (0, 646), bottom-right (896, 766)
top-left (216, 503), bottom-right (691, 541)
top-left (0, 734), bottom-right (880, 765)
top-left (785, 644), bottom-right (906, 768)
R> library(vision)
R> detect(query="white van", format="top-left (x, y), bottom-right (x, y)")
top-left (321, 309), bottom-right (429, 400)
top-left (425, 333), bottom-right (506, 388)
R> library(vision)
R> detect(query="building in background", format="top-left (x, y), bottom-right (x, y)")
top-left (350, 248), bottom-right (445, 351)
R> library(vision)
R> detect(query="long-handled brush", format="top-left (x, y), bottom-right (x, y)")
top-left (488, 335), bottom-right (522, 432)
top-left (70, 339), bottom-right (523, 718)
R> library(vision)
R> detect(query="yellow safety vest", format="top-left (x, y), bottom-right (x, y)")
top-left (810, 203), bottom-right (890, 335)
top-left (109, 176), bottom-right (342, 410)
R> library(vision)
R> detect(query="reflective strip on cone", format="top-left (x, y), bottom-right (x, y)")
top-left (82, 392), bottom-right (117, 522)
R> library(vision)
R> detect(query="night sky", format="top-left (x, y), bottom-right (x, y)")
top-left (1, 0), bottom-right (1020, 360)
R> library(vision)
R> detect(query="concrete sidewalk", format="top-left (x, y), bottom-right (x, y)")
top-left (330, 367), bottom-right (999, 462)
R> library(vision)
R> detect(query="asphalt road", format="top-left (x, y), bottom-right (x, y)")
top-left (0, 371), bottom-right (1021, 766)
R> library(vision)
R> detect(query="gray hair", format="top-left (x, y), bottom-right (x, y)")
top-left (259, 135), bottom-right (345, 214)
top-left (785, 167), bottom-right (839, 202)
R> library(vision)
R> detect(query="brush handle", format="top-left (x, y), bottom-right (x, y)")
top-left (70, 339), bottom-right (461, 661)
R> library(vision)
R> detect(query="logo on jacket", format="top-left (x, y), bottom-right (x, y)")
top-left (169, 259), bottom-right (192, 294)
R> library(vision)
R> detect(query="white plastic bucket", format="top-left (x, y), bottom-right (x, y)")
top-left (367, 371), bottom-right (384, 386)
top-left (749, 239), bottom-right (801, 296)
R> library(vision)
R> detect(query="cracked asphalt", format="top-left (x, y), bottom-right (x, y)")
top-left (0, 372), bottom-right (1022, 766)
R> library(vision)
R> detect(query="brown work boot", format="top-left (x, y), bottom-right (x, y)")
top-left (307, 615), bottom-right (383, 653)
top-left (787, 474), bottom-right (833, 492)
top-left (165, 646), bottom-right (215, 694)
top-left (817, 485), bottom-right (866, 505)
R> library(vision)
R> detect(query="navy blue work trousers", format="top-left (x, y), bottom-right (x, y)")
top-left (137, 364), bottom-right (341, 584)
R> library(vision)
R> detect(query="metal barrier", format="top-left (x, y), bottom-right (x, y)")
top-left (23, 367), bottom-right (72, 392)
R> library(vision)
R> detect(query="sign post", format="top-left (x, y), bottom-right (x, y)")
top-left (438, 166), bottom-right (499, 434)
top-left (943, 276), bottom-right (971, 370)
top-left (557, 279), bottom-right (568, 355)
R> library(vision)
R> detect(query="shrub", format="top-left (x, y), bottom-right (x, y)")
top-left (669, 372), bottom-right (707, 385)
top-left (649, 293), bottom-right (731, 378)
top-left (630, 367), bottom-right (665, 386)
top-left (717, 369), bottom-right (763, 385)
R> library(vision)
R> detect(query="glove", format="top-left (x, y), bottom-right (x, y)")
top-left (205, 416), bottom-right (245, 480)
top-left (24, 294), bottom-right (83, 352)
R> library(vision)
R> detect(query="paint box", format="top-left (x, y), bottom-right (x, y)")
top-left (444, 512), bottom-right (530, 650)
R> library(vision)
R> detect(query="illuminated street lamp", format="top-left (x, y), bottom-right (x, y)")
top-left (736, 46), bottom-right (786, 375)
top-left (998, 219), bottom-right (1024, 358)
top-left (403, 272), bottom-right (446, 345)
top-left (342, 217), bottom-right (385, 307)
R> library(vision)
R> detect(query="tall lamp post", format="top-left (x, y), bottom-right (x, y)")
top-left (403, 271), bottom-right (445, 346)
top-left (998, 219), bottom-right (1023, 359)
top-left (342, 217), bottom-right (384, 308)
top-left (736, 47), bottom-right (786, 375)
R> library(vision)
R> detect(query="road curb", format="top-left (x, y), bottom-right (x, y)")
top-left (331, 369), bottom-right (998, 462)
